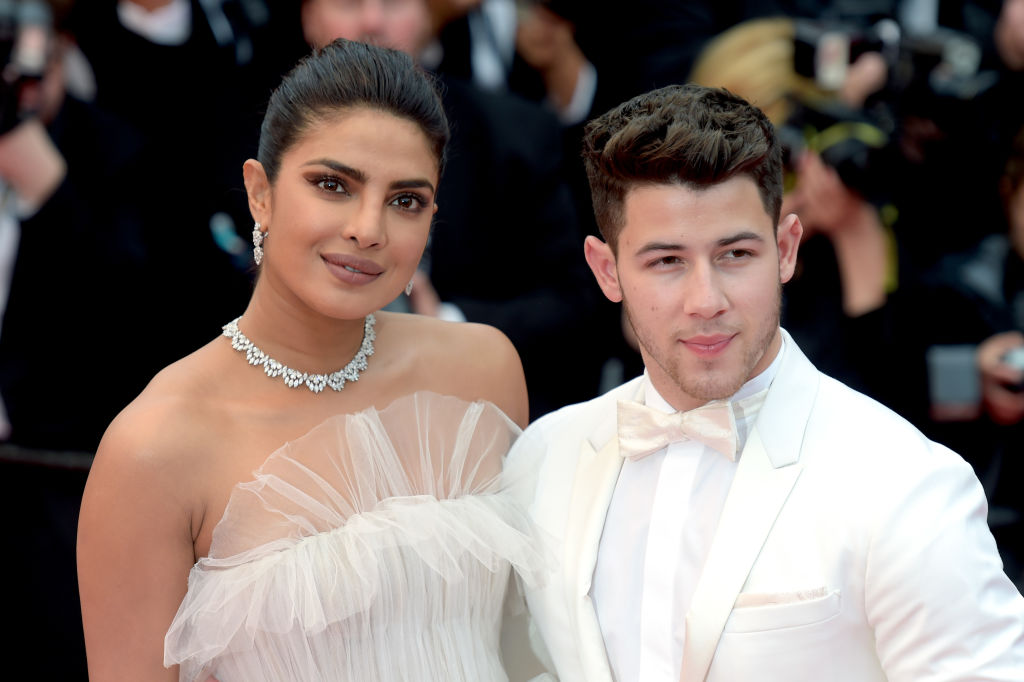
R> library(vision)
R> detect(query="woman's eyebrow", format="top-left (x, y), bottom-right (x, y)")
top-left (301, 158), bottom-right (365, 182)
top-left (301, 159), bottom-right (435, 194)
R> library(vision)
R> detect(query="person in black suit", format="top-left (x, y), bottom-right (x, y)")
top-left (0, 5), bottom-right (307, 677)
top-left (67, 0), bottom-right (310, 372)
top-left (0, 3), bottom-right (156, 678)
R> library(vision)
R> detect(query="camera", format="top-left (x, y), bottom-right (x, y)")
top-left (778, 97), bottom-right (889, 202)
top-left (1001, 345), bottom-right (1024, 393)
top-left (783, 17), bottom-right (999, 201)
top-left (0, 0), bottom-right (52, 135)
top-left (792, 17), bottom-right (992, 103)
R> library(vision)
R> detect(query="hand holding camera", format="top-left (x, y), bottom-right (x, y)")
top-left (1, 0), bottom-right (52, 136)
top-left (1002, 345), bottom-right (1024, 392)
top-left (0, 1), bottom-right (65, 208)
top-left (977, 331), bottom-right (1024, 425)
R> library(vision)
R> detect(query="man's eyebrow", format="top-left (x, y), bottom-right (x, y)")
top-left (300, 159), bottom-right (435, 194)
top-left (718, 231), bottom-right (764, 247)
top-left (635, 241), bottom-right (683, 255)
top-left (634, 231), bottom-right (765, 255)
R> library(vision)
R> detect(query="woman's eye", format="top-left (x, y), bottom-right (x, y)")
top-left (391, 194), bottom-right (426, 211)
top-left (316, 177), bottom-right (346, 193)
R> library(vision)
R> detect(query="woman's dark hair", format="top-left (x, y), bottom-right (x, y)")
top-left (258, 38), bottom-right (449, 182)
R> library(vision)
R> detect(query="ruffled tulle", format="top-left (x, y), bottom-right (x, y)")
top-left (164, 392), bottom-right (548, 682)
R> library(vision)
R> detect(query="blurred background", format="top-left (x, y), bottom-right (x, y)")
top-left (1, 0), bottom-right (1022, 677)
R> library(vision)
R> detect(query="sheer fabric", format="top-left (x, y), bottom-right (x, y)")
top-left (164, 392), bottom-right (546, 682)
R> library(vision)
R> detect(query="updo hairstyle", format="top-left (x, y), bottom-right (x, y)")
top-left (257, 38), bottom-right (450, 183)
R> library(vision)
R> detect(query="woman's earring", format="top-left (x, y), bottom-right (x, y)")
top-left (405, 279), bottom-right (414, 296)
top-left (252, 223), bottom-right (267, 266)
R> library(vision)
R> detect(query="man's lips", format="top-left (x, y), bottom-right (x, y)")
top-left (321, 253), bottom-right (383, 284)
top-left (681, 334), bottom-right (734, 356)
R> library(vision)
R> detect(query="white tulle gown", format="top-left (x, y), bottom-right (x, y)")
top-left (164, 392), bottom-right (547, 682)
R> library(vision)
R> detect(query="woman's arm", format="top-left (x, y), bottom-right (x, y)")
top-left (78, 408), bottom-right (197, 681)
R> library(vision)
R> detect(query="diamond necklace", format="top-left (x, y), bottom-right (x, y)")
top-left (222, 314), bottom-right (376, 393)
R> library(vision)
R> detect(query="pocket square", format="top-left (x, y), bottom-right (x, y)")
top-left (734, 586), bottom-right (830, 608)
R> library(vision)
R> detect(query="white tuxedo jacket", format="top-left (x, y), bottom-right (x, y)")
top-left (511, 332), bottom-right (1024, 681)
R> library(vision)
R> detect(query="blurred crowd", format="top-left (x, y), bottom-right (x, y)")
top-left (1, 0), bottom-right (1022, 677)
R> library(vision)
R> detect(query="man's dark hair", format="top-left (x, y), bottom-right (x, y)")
top-left (582, 84), bottom-right (783, 250)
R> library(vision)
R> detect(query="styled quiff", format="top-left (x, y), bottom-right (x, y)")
top-left (582, 84), bottom-right (783, 250)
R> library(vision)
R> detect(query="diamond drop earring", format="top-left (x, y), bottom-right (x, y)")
top-left (405, 279), bottom-right (414, 296)
top-left (252, 223), bottom-right (267, 265)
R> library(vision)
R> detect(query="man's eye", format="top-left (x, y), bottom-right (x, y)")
top-left (653, 256), bottom-right (682, 266)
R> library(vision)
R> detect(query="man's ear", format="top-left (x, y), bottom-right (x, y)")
top-left (584, 235), bottom-right (623, 303)
top-left (777, 213), bottom-right (803, 284)
top-left (242, 159), bottom-right (271, 226)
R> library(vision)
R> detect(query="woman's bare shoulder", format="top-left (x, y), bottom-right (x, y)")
top-left (393, 313), bottom-right (516, 354)
top-left (95, 343), bottom-right (227, 475)
top-left (376, 313), bottom-right (528, 426)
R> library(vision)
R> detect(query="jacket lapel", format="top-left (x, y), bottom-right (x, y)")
top-left (679, 429), bottom-right (802, 681)
top-left (561, 392), bottom-right (635, 682)
top-left (679, 332), bottom-right (819, 682)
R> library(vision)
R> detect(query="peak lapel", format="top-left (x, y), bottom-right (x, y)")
top-left (563, 436), bottom-right (622, 682)
top-left (679, 428), bottom-right (802, 681)
top-left (679, 332), bottom-right (819, 682)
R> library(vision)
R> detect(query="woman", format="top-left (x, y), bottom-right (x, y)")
top-left (77, 39), bottom-right (546, 681)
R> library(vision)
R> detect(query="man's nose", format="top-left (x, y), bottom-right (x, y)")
top-left (684, 262), bottom-right (727, 319)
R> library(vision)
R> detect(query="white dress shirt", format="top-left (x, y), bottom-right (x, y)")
top-left (591, 342), bottom-right (784, 682)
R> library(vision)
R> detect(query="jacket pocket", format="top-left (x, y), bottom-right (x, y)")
top-left (724, 589), bottom-right (841, 632)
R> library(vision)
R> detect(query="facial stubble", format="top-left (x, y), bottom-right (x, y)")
top-left (623, 281), bottom-right (782, 405)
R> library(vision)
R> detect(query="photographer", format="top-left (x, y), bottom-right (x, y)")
top-left (913, 123), bottom-right (1024, 588)
top-left (0, 2), bottom-right (155, 678)
top-left (0, 0), bottom-right (155, 452)
top-left (927, 124), bottom-right (1024, 420)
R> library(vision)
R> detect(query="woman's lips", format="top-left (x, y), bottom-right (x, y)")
top-left (321, 253), bottom-right (383, 285)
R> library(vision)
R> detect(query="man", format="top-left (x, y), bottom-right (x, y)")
top-left (510, 84), bottom-right (1024, 681)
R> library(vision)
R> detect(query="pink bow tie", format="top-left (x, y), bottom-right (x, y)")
top-left (617, 399), bottom-right (738, 461)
